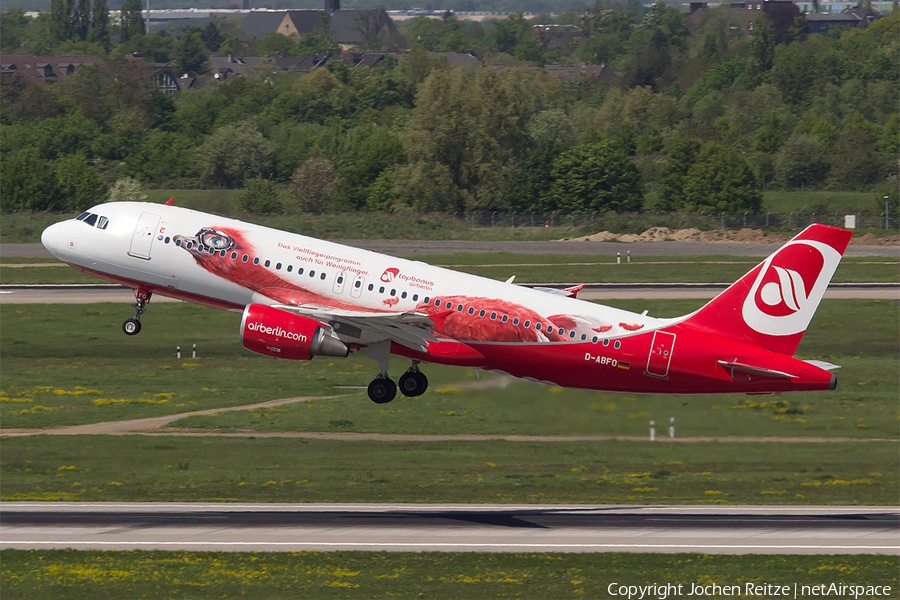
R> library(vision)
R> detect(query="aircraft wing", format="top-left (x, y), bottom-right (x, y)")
top-left (272, 304), bottom-right (440, 352)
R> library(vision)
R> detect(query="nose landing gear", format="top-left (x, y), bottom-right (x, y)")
top-left (123, 289), bottom-right (151, 336)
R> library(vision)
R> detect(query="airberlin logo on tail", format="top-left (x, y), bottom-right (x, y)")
top-left (247, 321), bottom-right (307, 342)
top-left (741, 240), bottom-right (840, 337)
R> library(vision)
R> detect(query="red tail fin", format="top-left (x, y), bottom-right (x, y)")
top-left (682, 224), bottom-right (852, 356)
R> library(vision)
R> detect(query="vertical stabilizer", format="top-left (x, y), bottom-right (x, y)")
top-left (682, 224), bottom-right (853, 355)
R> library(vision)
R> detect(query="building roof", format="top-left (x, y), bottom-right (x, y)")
top-left (241, 11), bottom-right (288, 40)
top-left (240, 9), bottom-right (406, 49)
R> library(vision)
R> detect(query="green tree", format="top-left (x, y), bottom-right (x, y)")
top-left (55, 153), bottom-right (107, 210)
top-left (0, 149), bottom-right (62, 211)
top-left (526, 109), bottom-right (577, 148)
top-left (196, 120), bottom-right (273, 188)
top-left (236, 177), bottom-right (282, 213)
top-left (657, 136), bottom-right (701, 212)
top-left (681, 142), bottom-right (762, 213)
top-left (775, 134), bottom-right (829, 189)
top-left (108, 177), bottom-right (147, 203)
top-left (290, 157), bottom-right (338, 214)
top-left (548, 142), bottom-right (644, 213)
top-left (173, 28), bottom-right (208, 77)
top-left (749, 16), bottom-right (774, 83)
top-left (201, 21), bottom-right (222, 52)
top-left (89, 0), bottom-right (110, 51)
top-left (829, 113), bottom-right (883, 188)
top-left (366, 167), bottom-right (396, 212)
top-left (119, 0), bottom-right (144, 43)
top-left (753, 110), bottom-right (787, 153)
top-left (49, 0), bottom-right (74, 45)
top-left (504, 143), bottom-right (565, 213)
top-left (405, 15), bottom-right (469, 52)
top-left (1, 8), bottom-right (32, 52)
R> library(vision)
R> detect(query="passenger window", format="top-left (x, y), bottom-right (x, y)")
top-left (592, 336), bottom-right (599, 343)
top-left (401, 291), bottom-right (407, 298)
top-left (337, 276), bottom-right (344, 284)
top-left (186, 242), bottom-right (194, 250)
top-left (412, 294), bottom-right (418, 301)
top-left (468, 307), bottom-right (474, 315)
top-left (287, 265), bottom-right (293, 272)
top-left (298, 268), bottom-right (304, 275)
top-left (84, 214), bottom-right (98, 226)
top-left (355, 281), bottom-right (362, 288)
top-left (97, 216), bottom-right (108, 229)
top-left (423, 297), bottom-right (430, 304)
top-left (390, 289), bottom-right (396, 296)
top-left (264, 260), bottom-right (271, 268)
top-left (535, 323), bottom-right (542, 331)
top-left (165, 237), bottom-right (171, 244)
top-left (501, 315), bottom-right (508, 323)
top-left (490, 312), bottom-right (496, 320)
top-left (242, 254), bottom-right (249, 263)
top-left (379, 286), bottom-right (385, 293)
top-left (513, 317), bottom-right (519, 325)
top-left (310, 270), bottom-right (315, 277)
top-left (558, 328), bottom-right (564, 335)
top-left (253, 257), bottom-right (259, 265)
top-left (614, 341), bottom-right (621, 349)
top-left (603, 339), bottom-right (609, 347)
top-left (276, 263), bottom-right (282, 270)
top-left (524, 320), bottom-right (531, 328)
top-left (479, 309), bottom-right (486, 318)
top-left (457, 304), bottom-right (463, 312)
top-left (219, 250), bottom-right (226, 257)
top-left (231, 251), bottom-right (237, 259)
top-left (320, 273), bottom-right (326, 280)
top-left (368, 284), bottom-right (374, 291)
top-left (569, 331), bottom-right (576, 339)
top-left (581, 334), bottom-right (586, 340)
top-left (435, 299), bottom-right (441, 307)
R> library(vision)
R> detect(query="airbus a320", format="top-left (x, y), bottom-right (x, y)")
top-left (41, 202), bottom-right (850, 403)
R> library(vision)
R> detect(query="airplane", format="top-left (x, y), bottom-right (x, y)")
top-left (40, 201), bottom-right (851, 403)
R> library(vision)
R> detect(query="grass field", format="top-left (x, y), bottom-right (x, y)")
top-left (2, 254), bottom-right (898, 285)
top-left (1, 550), bottom-right (896, 599)
top-left (1, 300), bottom-right (897, 437)
top-left (0, 190), bottom-right (890, 244)
top-left (1, 436), bottom-right (897, 504)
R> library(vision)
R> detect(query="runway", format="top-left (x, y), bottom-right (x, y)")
top-left (1, 503), bottom-right (897, 555)
top-left (1, 283), bottom-right (897, 304)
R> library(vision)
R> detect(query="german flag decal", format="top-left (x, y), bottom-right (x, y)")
top-left (618, 361), bottom-right (630, 370)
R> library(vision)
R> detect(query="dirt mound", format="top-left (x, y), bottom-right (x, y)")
top-left (562, 227), bottom-right (791, 244)
top-left (850, 233), bottom-right (900, 246)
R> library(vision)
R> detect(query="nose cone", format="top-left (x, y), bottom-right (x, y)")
top-left (41, 222), bottom-right (66, 257)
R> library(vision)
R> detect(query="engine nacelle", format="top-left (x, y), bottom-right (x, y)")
top-left (240, 303), bottom-right (349, 360)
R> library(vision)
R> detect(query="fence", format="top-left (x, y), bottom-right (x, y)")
top-left (452, 211), bottom-right (899, 232)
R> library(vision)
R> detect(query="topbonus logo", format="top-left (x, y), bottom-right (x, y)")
top-left (741, 240), bottom-right (840, 337)
top-left (246, 321), bottom-right (308, 342)
top-left (380, 267), bottom-right (400, 283)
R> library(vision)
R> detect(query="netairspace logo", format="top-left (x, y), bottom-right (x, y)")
top-left (606, 582), bottom-right (892, 599)
top-left (247, 321), bottom-right (307, 342)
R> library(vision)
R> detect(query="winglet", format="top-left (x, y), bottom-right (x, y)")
top-left (165, 197), bottom-right (174, 206)
top-left (562, 284), bottom-right (586, 298)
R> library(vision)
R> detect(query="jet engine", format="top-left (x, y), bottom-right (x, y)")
top-left (240, 303), bottom-right (349, 360)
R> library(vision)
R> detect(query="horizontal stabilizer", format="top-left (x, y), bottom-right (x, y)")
top-left (533, 284), bottom-right (586, 298)
top-left (718, 360), bottom-right (797, 380)
top-left (803, 359), bottom-right (841, 371)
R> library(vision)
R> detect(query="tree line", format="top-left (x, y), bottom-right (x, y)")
top-left (0, 4), bottom-right (897, 215)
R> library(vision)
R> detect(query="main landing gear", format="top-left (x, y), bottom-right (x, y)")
top-left (123, 289), bottom-right (151, 336)
top-left (366, 365), bottom-right (429, 404)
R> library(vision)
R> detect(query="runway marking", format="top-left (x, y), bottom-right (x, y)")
top-left (3, 541), bottom-right (898, 551)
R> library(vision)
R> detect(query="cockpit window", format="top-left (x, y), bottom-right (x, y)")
top-left (97, 216), bottom-right (108, 229)
top-left (76, 212), bottom-right (90, 221)
top-left (84, 213), bottom-right (98, 226)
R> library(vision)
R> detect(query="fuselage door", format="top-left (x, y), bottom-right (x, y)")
top-left (350, 275), bottom-right (365, 298)
top-left (645, 331), bottom-right (676, 379)
top-left (128, 212), bottom-right (161, 260)
top-left (333, 272), bottom-right (346, 295)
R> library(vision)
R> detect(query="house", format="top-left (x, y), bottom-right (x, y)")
top-left (0, 53), bottom-right (181, 94)
top-left (241, 0), bottom-right (406, 50)
top-left (806, 6), bottom-right (882, 33)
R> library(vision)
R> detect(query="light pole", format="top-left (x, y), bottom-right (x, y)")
top-left (886, 195), bottom-right (890, 231)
